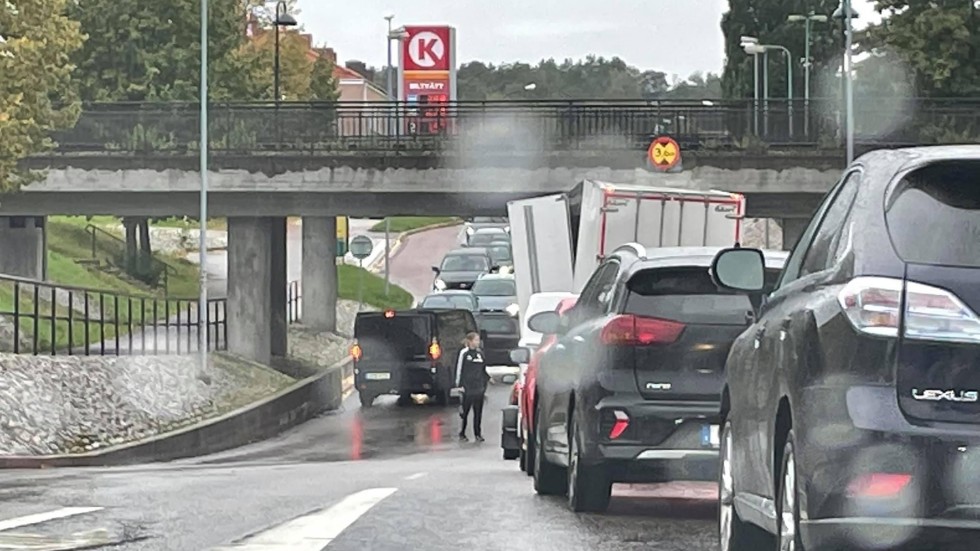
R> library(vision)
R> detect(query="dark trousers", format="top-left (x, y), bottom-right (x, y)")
top-left (460, 392), bottom-right (486, 437)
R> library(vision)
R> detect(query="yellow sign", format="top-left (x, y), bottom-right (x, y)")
top-left (336, 216), bottom-right (349, 256)
top-left (648, 136), bottom-right (682, 171)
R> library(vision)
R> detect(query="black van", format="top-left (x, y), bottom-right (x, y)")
top-left (352, 308), bottom-right (481, 408)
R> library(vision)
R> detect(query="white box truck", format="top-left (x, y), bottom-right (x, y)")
top-left (507, 180), bottom-right (745, 316)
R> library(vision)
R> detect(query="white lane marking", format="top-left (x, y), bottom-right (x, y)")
top-left (404, 472), bottom-right (428, 481)
top-left (0, 507), bottom-right (103, 533)
top-left (213, 488), bottom-right (397, 550)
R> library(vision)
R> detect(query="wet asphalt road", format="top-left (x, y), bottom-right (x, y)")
top-left (0, 225), bottom-right (719, 550)
top-left (0, 384), bottom-right (718, 550)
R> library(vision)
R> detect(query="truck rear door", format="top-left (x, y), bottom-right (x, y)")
top-left (507, 194), bottom-right (575, 316)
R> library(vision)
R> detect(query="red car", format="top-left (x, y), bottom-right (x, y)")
top-left (506, 296), bottom-right (577, 473)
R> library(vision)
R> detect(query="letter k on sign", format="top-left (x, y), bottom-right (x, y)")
top-left (408, 31), bottom-right (446, 68)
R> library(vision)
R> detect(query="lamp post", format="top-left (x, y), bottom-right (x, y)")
top-left (743, 38), bottom-right (794, 138)
top-left (273, 1), bottom-right (298, 104)
top-left (833, 0), bottom-right (858, 164)
top-left (197, 0), bottom-right (208, 374)
top-left (788, 12), bottom-right (829, 136)
top-left (382, 21), bottom-right (408, 296)
top-left (740, 36), bottom-right (761, 135)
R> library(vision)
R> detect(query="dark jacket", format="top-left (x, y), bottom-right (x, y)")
top-left (455, 346), bottom-right (490, 395)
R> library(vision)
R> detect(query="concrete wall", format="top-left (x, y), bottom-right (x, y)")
top-left (0, 217), bottom-right (46, 280)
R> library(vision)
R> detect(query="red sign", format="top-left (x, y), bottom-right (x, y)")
top-left (402, 26), bottom-right (452, 71)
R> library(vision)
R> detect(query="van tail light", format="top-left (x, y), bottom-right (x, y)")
top-left (837, 277), bottom-right (980, 343)
top-left (609, 410), bottom-right (630, 439)
top-left (600, 315), bottom-right (685, 346)
top-left (429, 339), bottom-right (442, 360)
top-left (350, 340), bottom-right (363, 361)
top-left (846, 473), bottom-right (912, 499)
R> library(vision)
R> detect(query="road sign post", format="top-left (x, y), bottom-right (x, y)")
top-left (648, 136), bottom-right (683, 172)
top-left (349, 235), bottom-right (374, 311)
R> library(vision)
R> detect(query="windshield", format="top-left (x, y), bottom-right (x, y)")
top-left (441, 255), bottom-right (489, 272)
top-left (472, 278), bottom-right (516, 297)
top-left (487, 245), bottom-right (512, 263)
top-left (471, 217), bottom-right (507, 224)
top-left (421, 294), bottom-right (476, 310)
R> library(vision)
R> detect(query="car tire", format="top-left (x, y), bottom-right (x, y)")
top-left (358, 392), bottom-right (374, 408)
top-left (503, 448), bottom-right (519, 460)
top-left (519, 446), bottom-right (527, 471)
top-left (567, 415), bottom-right (611, 513)
top-left (525, 424), bottom-right (536, 477)
top-left (434, 390), bottom-right (449, 407)
top-left (396, 392), bottom-right (412, 407)
top-left (533, 404), bottom-right (566, 496)
top-left (718, 420), bottom-right (769, 551)
top-left (776, 430), bottom-right (804, 551)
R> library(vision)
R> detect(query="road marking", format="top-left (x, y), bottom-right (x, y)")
top-left (213, 488), bottom-right (397, 550)
top-left (404, 472), bottom-right (428, 480)
top-left (0, 507), bottom-right (103, 533)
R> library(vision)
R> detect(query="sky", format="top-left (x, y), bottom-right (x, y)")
top-left (295, 0), bottom-right (880, 79)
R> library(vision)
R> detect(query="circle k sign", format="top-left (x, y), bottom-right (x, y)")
top-left (402, 26), bottom-right (453, 72)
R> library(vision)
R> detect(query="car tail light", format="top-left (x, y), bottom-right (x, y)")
top-left (609, 410), bottom-right (630, 439)
top-left (600, 315), bottom-right (685, 346)
top-left (838, 277), bottom-right (980, 343)
top-left (846, 473), bottom-right (912, 498)
top-left (429, 339), bottom-right (442, 360)
top-left (350, 341), bottom-right (363, 361)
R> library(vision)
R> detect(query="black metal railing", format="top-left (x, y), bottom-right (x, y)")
top-left (42, 98), bottom-right (980, 156)
top-left (0, 274), bottom-right (226, 355)
top-left (85, 224), bottom-right (179, 292)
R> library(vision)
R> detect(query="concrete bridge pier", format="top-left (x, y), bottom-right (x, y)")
top-left (227, 217), bottom-right (288, 365)
top-left (0, 216), bottom-right (46, 279)
top-left (779, 217), bottom-right (810, 252)
top-left (300, 216), bottom-right (338, 332)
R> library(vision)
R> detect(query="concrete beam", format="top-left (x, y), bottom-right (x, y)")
top-left (0, 216), bottom-right (46, 279)
top-left (301, 217), bottom-right (338, 331)
top-left (227, 217), bottom-right (274, 365)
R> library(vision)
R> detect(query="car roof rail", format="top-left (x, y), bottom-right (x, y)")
top-left (611, 242), bottom-right (647, 260)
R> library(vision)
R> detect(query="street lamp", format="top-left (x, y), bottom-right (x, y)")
top-left (740, 36), bottom-right (761, 135)
top-left (833, 0), bottom-right (858, 164)
top-left (197, 0), bottom-right (209, 375)
top-left (742, 38), bottom-right (794, 138)
top-left (788, 12), bottom-right (829, 136)
top-left (383, 18), bottom-right (409, 297)
top-left (273, 0), bottom-right (298, 103)
top-left (524, 83), bottom-right (537, 91)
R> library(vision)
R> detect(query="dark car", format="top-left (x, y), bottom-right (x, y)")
top-left (352, 308), bottom-right (480, 408)
top-left (712, 147), bottom-right (980, 551)
top-left (468, 228), bottom-right (510, 248)
top-left (486, 242), bottom-right (514, 270)
top-left (420, 291), bottom-right (479, 312)
top-left (471, 273), bottom-right (520, 365)
top-left (463, 216), bottom-right (509, 243)
top-left (528, 244), bottom-right (786, 512)
top-left (432, 248), bottom-right (494, 291)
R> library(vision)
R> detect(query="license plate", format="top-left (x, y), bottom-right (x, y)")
top-left (701, 424), bottom-right (720, 448)
top-left (365, 372), bottom-right (391, 380)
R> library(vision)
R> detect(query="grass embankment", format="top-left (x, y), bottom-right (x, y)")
top-left (338, 264), bottom-right (412, 309)
top-left (369, 216), bottom-right (458, 233)
top-left (0, 217), bottom-right (202, 352)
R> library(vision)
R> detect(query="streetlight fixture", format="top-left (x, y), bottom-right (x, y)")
top-left (383, 18), bottom-right (409, 297)
top-left (524, 83), bottom-right (537, 91)
top-left (740, 36), bottom-right (761, 135)
top-left (742, 38), bottom-right (794, 138)
top-left (273, 0), bottom-right (298, 103)
top-left (788, 12), bottom-right (829, 136)
top-left (833, 0), bottom-right (858, 164)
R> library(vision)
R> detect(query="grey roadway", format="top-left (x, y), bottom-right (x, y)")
top-left (0, 224), bottom-right (717, 550)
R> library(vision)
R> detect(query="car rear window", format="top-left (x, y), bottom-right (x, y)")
top-left (886, 161), bottom-right (980, 268)
top-left (624, 267), bottom-right (779, 325)
top-left (441, 255), bottom-right (489, 271)
top-left (422, 295), bottom-right (475, 310)
top-left (479, 314), bottom-right (519, 334)
top-left (354, 315), bottom-right (431, 358)
top-left (472, 278), bottom-right (516, 297)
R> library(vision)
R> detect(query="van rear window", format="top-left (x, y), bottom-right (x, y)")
top-left (886, 161), bottom-right (980, 268)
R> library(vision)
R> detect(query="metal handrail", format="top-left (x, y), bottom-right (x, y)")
top-left (84, 224), bottom-right (179, 292)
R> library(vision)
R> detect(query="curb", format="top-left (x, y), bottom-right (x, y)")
top-left (0, 356), bottom-right (353, 469)
top-left (368, 220), bottom-right (462, 274)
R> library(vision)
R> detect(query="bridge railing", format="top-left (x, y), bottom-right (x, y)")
top-left (46, 98), bottom-right (980, 155)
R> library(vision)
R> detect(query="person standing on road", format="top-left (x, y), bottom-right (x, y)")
top-left (455, 332), bottom-right (489, 442)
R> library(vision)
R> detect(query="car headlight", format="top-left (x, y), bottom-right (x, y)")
top-left (434, 278), bottom-right (447, 290)
top-left (506, 303), bottom-right (520, 317)
top-left (466, 227), bottom-right (475, 235)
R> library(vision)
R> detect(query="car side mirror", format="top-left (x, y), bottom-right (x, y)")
top-left (528, 311), bottom-right (561, 335)
top-left (711, 247), bottom-right (767, 314)
top-left (509, 347), bottom-right (531, 364)
top-left (431, 266), bottom-right (440, 274)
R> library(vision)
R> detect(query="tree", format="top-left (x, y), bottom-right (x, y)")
top-left (861, 1), bottom-right (980, 97)
top-left (310, 55), bottom-right (339, 101)
top-left (238, 28), bottom-right (315, 100)
top-left (0, 0), bottom-right (83, 192)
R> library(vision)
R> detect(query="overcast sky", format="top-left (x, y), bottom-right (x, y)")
top-left (295, 0), bottom-right (878, 79)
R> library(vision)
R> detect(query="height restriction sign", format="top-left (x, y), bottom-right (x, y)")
top-left (648, 136), bottom-right (682, 172)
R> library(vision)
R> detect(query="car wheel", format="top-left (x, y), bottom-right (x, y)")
top-left (719, 420), bottom-right (769, 551)
top-left (396, 392), bottom-right (412, 407)
top-left (519, 446), bottom-right (527, 471)
top-left (525, 423), bottom-right (536, 477)
top-left (533, 404), bottom-right (566, 496)
top-left (777, 430), bottom-right (803, 551)
top-left (567, 414), bottom-right (611, 513)
top-left (358, 392), bottom-right (374, 408)
top-left (503, 448), bottom-right (519, 460)
top-left (434, 390), bottom-right (449, 407)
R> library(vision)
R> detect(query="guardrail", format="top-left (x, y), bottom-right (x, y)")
top-left (85, 224), bottom-right (179, 292)
top-left (43, 98), bottom-right (980, 156)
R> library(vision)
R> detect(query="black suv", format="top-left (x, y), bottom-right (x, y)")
top-left (712, 147), bottom-right (980, 551)
top-left (527, 244), bottom-right (786, 512)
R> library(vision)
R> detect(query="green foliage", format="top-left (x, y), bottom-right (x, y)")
top-left (369, 217), bottom-right (458, 233)
top-left (721, 0), bottom-right (843, 99)
top-left (861, 1), bottom-right (980, 97)
top-left (0, 0), bottom-right (84, 191)
top-left (338, 265), bottom-right (412, 309)
top-left (310, 55), bottom-right (339, 101)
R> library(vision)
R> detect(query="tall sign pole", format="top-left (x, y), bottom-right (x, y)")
top-left (843, 0), bottom-right (855, 164)
top-left (198, 0), bottom-right (209, 373)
